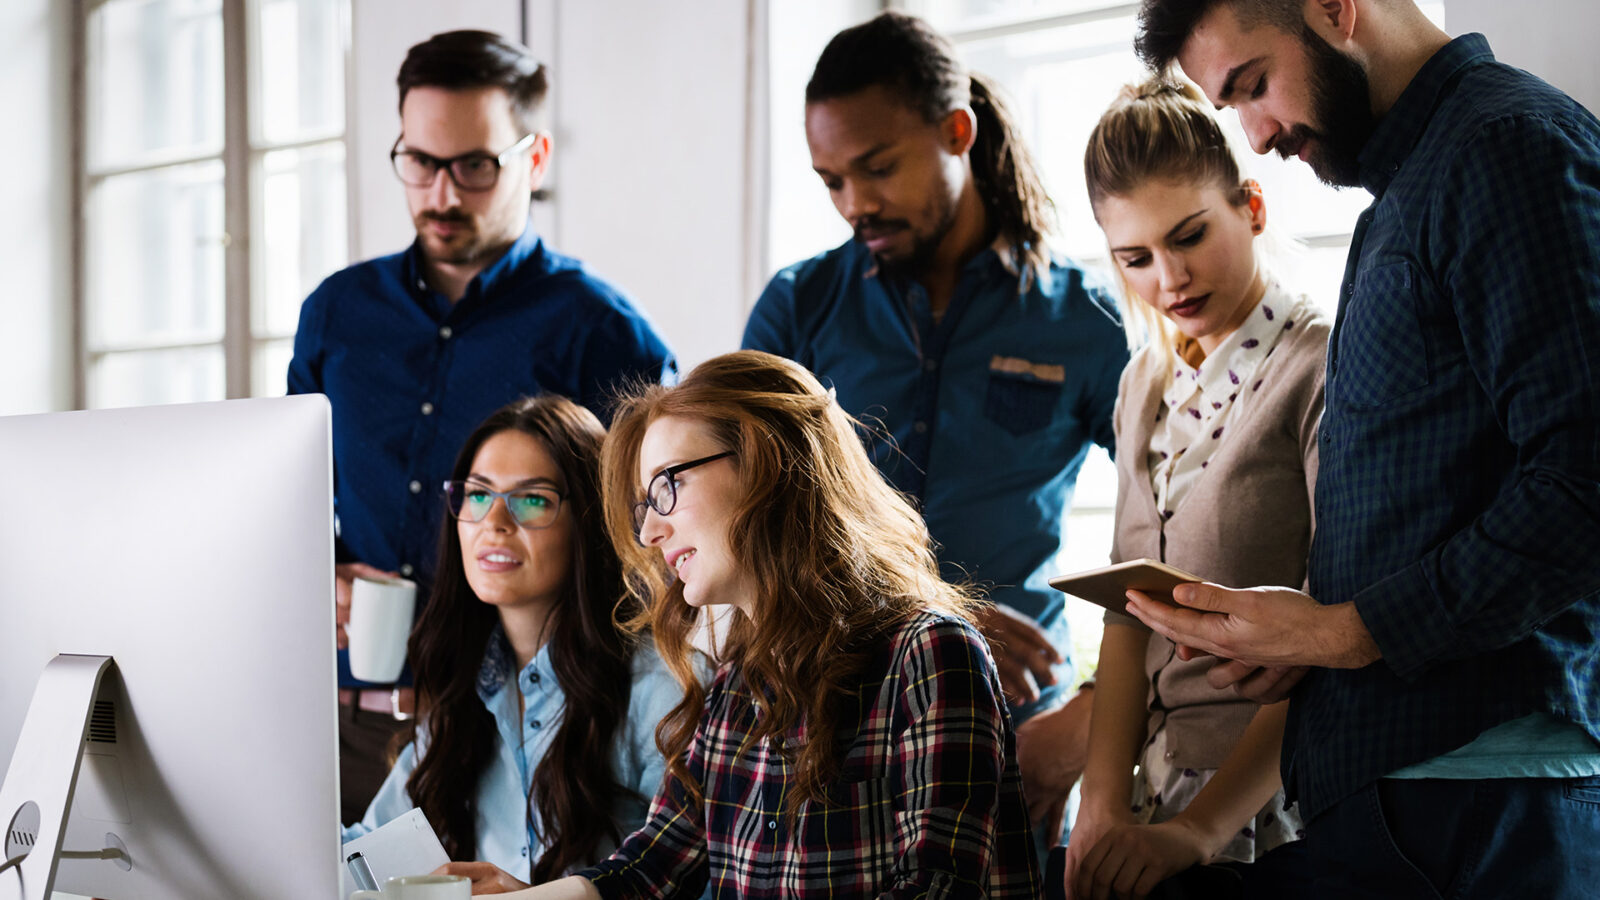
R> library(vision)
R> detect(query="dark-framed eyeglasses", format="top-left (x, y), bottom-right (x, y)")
top-left (631, 451), bottom-right (735, 539)
top-left (390, 133), bottom-right (538, 191)
top-left (443, 480), bottom-right (564, 529)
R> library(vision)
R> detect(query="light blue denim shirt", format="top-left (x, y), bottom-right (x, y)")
top-left (342, 630), bottom-right (687, 880)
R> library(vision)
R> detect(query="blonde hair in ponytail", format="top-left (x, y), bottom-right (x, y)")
top-left (1084, 77), bottom-right (1258, 357)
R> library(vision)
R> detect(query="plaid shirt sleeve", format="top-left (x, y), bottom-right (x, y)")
top-left (879, 618), bottom-right (1036, 899)
top-left (1353, 112), bottom-right (1600, 678)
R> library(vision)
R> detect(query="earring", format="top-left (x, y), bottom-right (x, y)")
top-left (1252, 224), bottom-right (1263, 233)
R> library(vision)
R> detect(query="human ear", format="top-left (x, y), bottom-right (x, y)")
top-left (1306, 0), bottom-right (1358, 44)
top-left (1243, 179), bottom-right (1266, 233)
top-left (526, 132), bottom-right (554, 192)
top-left (942, 107), bottom-right (978, 156)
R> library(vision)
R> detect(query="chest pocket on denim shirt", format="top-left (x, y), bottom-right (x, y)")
top-left (983, 355), bottom-right (1065, 436)
top-left (1335, 262), bottom-right (1431, 408)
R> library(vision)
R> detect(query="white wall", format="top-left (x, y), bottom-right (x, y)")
top-left (0, 0), bottom-right (72, 415)
top-left (544, 0), bottom-right (757, 370)
top-left (1446, 0), bottom-right (1600, 112)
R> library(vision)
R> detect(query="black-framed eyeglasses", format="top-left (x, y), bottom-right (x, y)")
top-left (390, 133), bottom-right (538, 191)
top-left (631, 451), bottom-right (735, 539)
top-left (443, 480), bottom-right (564, 529)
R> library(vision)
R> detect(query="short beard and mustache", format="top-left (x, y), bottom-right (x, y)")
top-left (854, 191), bottom-right (959, 281)
top-left (414, 208), bottom-right (491, 266)
top-left (1290, 23), bottom-right (1378, 188)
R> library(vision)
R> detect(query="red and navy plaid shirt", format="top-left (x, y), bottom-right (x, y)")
top-left (580, 611), bottom-right (1040, 899)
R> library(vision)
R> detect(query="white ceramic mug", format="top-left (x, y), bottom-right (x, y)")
top-left (350, 873), bottom-right (470, 899)
top-left (345, 575), bottom-right (417, 683)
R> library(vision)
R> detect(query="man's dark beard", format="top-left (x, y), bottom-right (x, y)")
top-left (1294, 24), bottom-right (1378, 188)
top-left (856, 197), bottom-right (958, 282)
top-left (416, 208), bottom-right (491, 265)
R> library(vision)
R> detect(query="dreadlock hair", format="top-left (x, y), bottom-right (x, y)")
top-left (806, 11), bottom-right (1056, 270)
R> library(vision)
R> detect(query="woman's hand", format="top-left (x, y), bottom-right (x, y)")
top-left (435, 860), bottom-right (533, 895)
top-left (1061, 798), bottom-right (1135, 899)
top-left (1071, 819), bottom-right (1211, 900)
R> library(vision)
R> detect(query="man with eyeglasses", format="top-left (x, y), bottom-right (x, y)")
top-left (287, 29), bottom-right (675, 823)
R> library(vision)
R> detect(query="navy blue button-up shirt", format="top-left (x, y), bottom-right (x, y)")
top-left (288, 222), bottom-right (675, 686)
top-left (1291, 34), bottom-right (1600, 819)
top-left (744, 238), bottom-right (1127, 714)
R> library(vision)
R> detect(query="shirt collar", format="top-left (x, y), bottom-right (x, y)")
top-left (475, 621), bottom-right (551, 702)
top-left (1164, 281), bottom-right (1300, 408)
top-left (1359, 33), bottom-right (1494, 196)
top-left (402, 214), bottom-right (543, 302)
top-left (860, 233), bottom-right (1048, 296)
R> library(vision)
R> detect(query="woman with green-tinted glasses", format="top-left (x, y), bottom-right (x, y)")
top-left (341, 394), bottom-right (689, 893)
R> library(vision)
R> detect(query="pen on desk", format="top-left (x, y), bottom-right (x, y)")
top-left (347, 850), bottom-right (380, 892)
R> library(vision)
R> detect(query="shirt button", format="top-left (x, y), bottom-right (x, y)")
top-left (913, 420), bottom-right (928, 434)
top-left (1165, 750), bottom-right (1176, 761)
top-left (529, 672), bottom-right (540, 683)
top-left (416, 279), bottom-right (428, 292)
top-left (409, 480), bottom-right (422, 494)
top-left (767, 820), bottom-right (777, 830)
top-left (399, 563), bottom-right (414, 577)
top-left (438, 325), bottom-right (453, 340)
top-left (420, 402), bottom-right (434, 416)
top-left (521, 847), bottom-right (529, 857)
top-left (529, 719), bottom-right (541, 729)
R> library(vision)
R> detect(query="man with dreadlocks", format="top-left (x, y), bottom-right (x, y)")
top-left (743, 11), bottom-right (1129, 845)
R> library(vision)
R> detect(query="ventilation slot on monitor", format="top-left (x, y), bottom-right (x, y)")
top-left (87, 700), bottom-right (117, 744)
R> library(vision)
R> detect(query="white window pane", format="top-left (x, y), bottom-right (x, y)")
top-left (255, 143), bottom-right (349, 337)
top-left (960, 14), bottom-right (1148, 260)
top-left (1277, 241), bottom-right (1353, 316)
top-left (957, 16), bottom-right (1367, 267)
top-left (89, 0), bottom-right (223, 170)
top-left (252, 337), bottom-right (296, 397)
top-left (90, 347), bottom-right (225, 409)
top-left (254, 0), bottom-right (347, 144)
top-left (905, 0), bottom-right (1127, 32)
top-left (88, 162), bottom-right (226, 348)
top-left (1061, 505), bottom-right (1115, 670)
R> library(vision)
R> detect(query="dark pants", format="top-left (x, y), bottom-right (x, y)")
top-left (338, 701), bottom-right (412, 825)
top-left (1302, 776), bottom-right (1600, 899)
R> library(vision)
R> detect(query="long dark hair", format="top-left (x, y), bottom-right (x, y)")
top-left (599, 351), bottom-right (981, 807)
top-left (806, 11), bottom-right (1056, 269)
top-left (405, 394), bottom-right (637, 883)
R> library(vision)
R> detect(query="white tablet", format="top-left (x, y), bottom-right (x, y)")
top-left (1048, 558), bottom-right (1204, 616)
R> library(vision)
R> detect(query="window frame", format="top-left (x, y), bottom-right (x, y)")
top-left (73, 0), bottom-right (351, 408)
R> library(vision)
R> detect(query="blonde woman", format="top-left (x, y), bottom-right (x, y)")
top-left (1064, 79), bottom-right (1329, 899)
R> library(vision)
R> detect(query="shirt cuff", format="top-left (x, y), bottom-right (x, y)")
top-left (1352, 560), bottom-right (1450, 681)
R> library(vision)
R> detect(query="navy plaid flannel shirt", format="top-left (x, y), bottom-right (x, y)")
top-left (579, 612), bottom-right (1041, 899)
top-left (1290, 34), bottom-right (1600, 819)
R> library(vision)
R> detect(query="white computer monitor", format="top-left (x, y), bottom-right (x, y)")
top-left (0, 396), bottom-right (342, 899)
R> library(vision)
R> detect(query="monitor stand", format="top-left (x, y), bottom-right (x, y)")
top-left (0, 654), bottom-right (115, 900)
